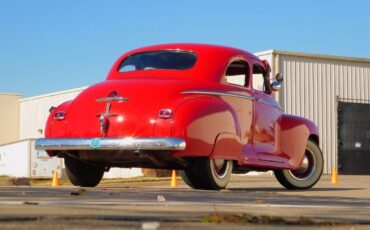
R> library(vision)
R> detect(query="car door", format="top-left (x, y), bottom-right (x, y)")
top-left (222, 59), bottom-right (256, 162)
top-left (251, 62), bottom-right (284, 163)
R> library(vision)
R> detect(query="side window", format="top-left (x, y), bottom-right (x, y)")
top-left (224, 61), bottom-right (249, 87)
top-left (253, 64), bottom-right (270, 93)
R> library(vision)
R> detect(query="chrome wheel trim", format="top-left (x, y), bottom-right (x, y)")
top-left (210, 159), bottom-right (229, 179)
top-left (288, 149), bottom-right (316, 181)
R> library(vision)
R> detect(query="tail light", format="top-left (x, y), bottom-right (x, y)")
top-left (158, 109), bottom-right (173, 119)
top-left (53, 111), bottom-right (66, 120)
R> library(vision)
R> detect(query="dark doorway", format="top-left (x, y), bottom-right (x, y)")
top-left (338, 101), bottom-right (370, 174)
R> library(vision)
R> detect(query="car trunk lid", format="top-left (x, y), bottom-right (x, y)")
top-left (65, 79), bottom-right (180, 138)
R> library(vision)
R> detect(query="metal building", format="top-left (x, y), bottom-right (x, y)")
top-left (256, 50), bottom-right (370, 174)
top-left (0, 93), bottom-right (21, 145)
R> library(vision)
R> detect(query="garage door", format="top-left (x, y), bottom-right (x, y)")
top-left (338, 102), bottom-right (370, 174)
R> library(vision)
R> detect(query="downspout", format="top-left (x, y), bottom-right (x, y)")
top-left (28, 139), bottom-right (32, 179)
top-left (272, 51), bottom-right (281, 102)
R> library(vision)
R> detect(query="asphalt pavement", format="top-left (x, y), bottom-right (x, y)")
top-left (0, 174), bottom-right (369, 230)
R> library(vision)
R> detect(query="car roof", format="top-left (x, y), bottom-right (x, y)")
top-left (107, 43), bottom-right (262, 82)
top-left (125, 43), bottom-right (257, 59)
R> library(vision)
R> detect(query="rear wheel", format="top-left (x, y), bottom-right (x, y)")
top-left (65, 156), bottom-right (104, 187)
top-left (274, 140), bottom-right (323, 190)
top-left (180, 158), bottom-right (233, 190)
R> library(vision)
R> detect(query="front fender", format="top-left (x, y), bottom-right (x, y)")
top-left (280, 114), bottom-right (319, 168)
top-left (171, 96), bottom-right (241, 157)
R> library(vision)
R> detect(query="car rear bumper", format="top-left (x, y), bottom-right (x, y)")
top-left (35, 137), bottom-right (186, 151)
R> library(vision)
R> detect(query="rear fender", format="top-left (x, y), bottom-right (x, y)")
top-left (45, 100), bottom-right (72, 156)
top-left (280, 114), bottom-right (319, 168)
top-left (171, 96), bottom-right (241, 157)
top-left (46, 100), bottom-right (73, 138)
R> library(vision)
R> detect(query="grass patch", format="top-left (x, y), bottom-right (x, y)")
top-left (30, 176), bottom-right (171, 186)
top-left (31, 177), bottom-right (71, 186)
top-left (202, 213), bottom-right (352, 226)
top-left (99, 176), bottom-right (171, 184)
top-left (0, 175), bottom-right (11, 179)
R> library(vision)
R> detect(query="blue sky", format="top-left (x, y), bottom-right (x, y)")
top-left (1, 0), bottom-right (369, 97)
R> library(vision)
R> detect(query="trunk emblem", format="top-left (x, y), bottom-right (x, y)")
top-left (96, 91), bottom-right (127, 136)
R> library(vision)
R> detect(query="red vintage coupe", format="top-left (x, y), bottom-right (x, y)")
top-left (35, 44), bottom-right (323, 190)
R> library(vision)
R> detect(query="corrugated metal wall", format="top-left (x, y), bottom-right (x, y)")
top-left (104, 168), bottom-right (143, 178)
top-left (270, 52), bottom-right (370, 174)
top-left (19, 88), bottom-right (85, 139)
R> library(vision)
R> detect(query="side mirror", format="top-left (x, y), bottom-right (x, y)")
top-left (271, 81), bottom-right (281, 91)
top-left (276, 73), bottom-right (284, 82)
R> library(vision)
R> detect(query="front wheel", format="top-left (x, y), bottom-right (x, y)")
top-left (274, 140), bottom-right (323, 190)
top-left (65, 156), bottom-right (104, 187)
top-left (180, 158), bottom-right (233, 190)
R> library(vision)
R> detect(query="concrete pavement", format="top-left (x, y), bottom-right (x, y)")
top-left (0, 174), bottom-right (369, 229)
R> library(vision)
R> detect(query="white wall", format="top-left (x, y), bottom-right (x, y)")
top-left (0, 140), bottom-right (30, 177)
top-left (0, 139), bottom-right (63, 178)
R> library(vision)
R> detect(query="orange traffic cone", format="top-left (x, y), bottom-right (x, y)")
top-left (331, 167), bottom-right (338, 184)
top-left (52, 170), bottom-right (60, 187)
top-left (171, 170), bottom-right (178, 188)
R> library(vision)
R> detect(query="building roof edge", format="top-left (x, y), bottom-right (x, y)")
top-left (19, 86), bottom-right (87, 102)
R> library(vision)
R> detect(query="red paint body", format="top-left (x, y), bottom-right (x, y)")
top-left (45, 44), bottom-right (319, 171)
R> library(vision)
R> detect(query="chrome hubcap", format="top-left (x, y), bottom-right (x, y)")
top-left (210, 159), bottom-right (229, 179)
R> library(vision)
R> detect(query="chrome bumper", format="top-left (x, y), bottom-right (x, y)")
top-left (35, 138), bottom-right (186, 151)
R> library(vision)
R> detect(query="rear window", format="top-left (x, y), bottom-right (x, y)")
top-left (118, 50), bottom-right (197, 72)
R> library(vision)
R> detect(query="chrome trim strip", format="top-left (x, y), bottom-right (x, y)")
top-left (96, 97), bottom-right (128, 102)
top-left (181, 90), bottom-right (282, 110)
top-left (35, 138), bottom-right (186, 151)
top-left (255, 99), bottom-right (282, 110)
top-left (181, 90), bottom-right (255, 101)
